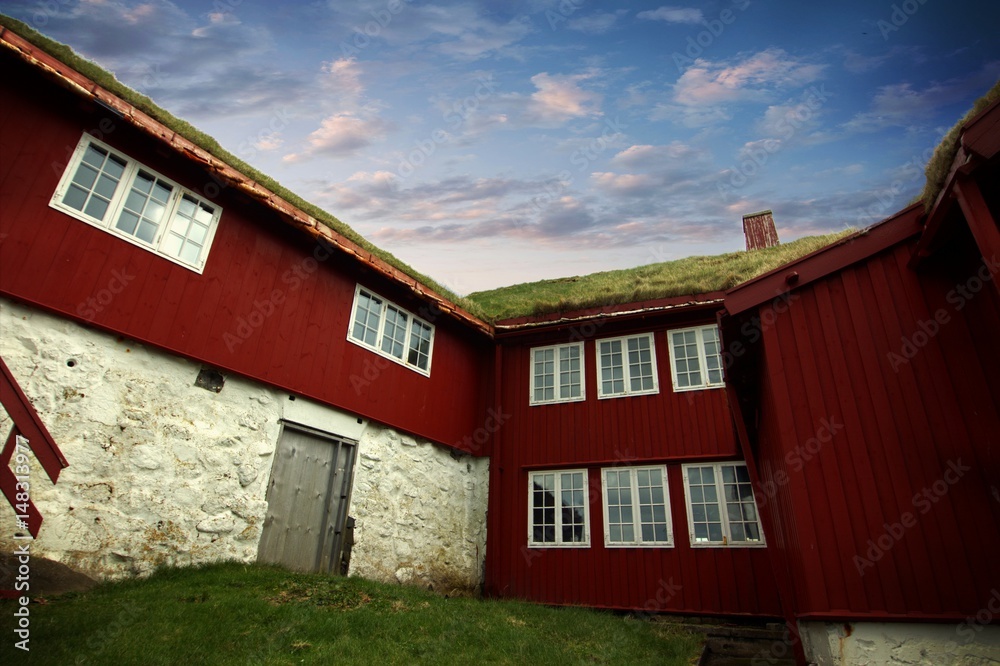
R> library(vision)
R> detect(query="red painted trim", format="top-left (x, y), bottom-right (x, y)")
top-left (725, 206), bottom-right (924, 316)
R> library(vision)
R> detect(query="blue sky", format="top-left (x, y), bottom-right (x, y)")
top-left (5, 0), bottom-right (998, 294)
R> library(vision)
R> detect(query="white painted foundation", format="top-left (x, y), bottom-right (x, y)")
top-left (799, 616), bottom-right (1000, 665)
top-left (0, 297), bottom-right (488, 591)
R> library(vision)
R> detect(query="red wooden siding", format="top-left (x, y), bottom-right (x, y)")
top-left (0, 52), bottom-right (492, 452)
top-left (484, 316), bottom-right (782, 616)
top-left (735, 230), bottom-right (1000, 620)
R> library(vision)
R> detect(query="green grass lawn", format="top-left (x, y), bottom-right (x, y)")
top-left (5, 562), bottom-right (702, 665)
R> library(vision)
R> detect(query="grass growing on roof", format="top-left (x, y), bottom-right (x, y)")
top-left (0, 14), bottom-right (485, 319)
top-left (467, 231), bottom-right (855, 321)
top-left (15, 561), bottom-right (702, 665)
top-left (920, 80), bottom-right (1000, 211)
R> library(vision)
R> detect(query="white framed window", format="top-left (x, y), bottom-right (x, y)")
top-left (528, 469), bottom-right (590, 547)
top-left (348, 285), bottom-right (435, 375)
top-left (667, 325), bottom-right (724, 391)
top-left (529, 343), bottom-right (584, 405)
top-left (601, 466), bottom-right (673, 547)
top-left (597, 333), bottom-right (658, 398)
top-left (49, 134), bottom-right (221, 273)
top-left (681, 463), bottom-right (765, 547)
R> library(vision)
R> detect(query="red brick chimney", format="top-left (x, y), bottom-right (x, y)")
top-left (743, 210), bottom-right (779, 251)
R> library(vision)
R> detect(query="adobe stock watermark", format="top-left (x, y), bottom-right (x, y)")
top-left (755, 416), bottom-right (844, 509)
top-left (223, 237), bottom-right (337, 352)
top-left (73, 601), bottom-right (141, 664)
top-left (720, 289), bottom-right (800, 370)
top-left (717, 85), bottom-right (830, 200)
top-left (349, 300), bottom-right (448, 395)
top-left (76, 268), bottom-right (136, 321)
top-left (51, 118), bottom-right (118, 180)
top-left (876, 0), bottom-right (931, 40)
top-left (853, 458), bottom-right (971, 576)
top-left (526, 116), bottom-right (627, 216)
top-left (453, 407), bottom-right (511, 454)
top-left (886, 254), bottom-right (999, 371)
top-left (236, 108), bottom-right (292, 163)
top-left (750, 622), bottom-right (801, 666)
top-left (543, 0), bottom-right (586, 30)
top-left (671, 0), bottom-right (752, 73)
top-left (630, 578), bottom-right (683, 623)
top-left (10, 434), bottom-right (32, 653)
top-left (340, 0), bottom-right (415, 58)
top-left (27, 0), bottom-right (73, 28)
top-left (396, 76), bottom-right (500, 179)
top-left (854, 147), bottom-right (934, 226)
top-left (945, 588), bottom-right (1000, 651)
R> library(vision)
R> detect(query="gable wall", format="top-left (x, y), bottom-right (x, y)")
top-left (0, 51), bottom-right (492, 453)
top-left (746, 232), bottom-right (1000, 620)
top-left (484, 312), bottom-right (781, 615)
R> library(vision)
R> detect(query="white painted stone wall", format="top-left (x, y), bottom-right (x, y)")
top-left (0, 297), bottom-right (489, 591)
top-left (799, 618), bottom-right (1000, 665)
top-left (349, 424), bottom-right (489, 594)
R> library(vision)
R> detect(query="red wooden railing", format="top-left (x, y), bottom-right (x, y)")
top-left (0, 355), bottom-right (69, 538)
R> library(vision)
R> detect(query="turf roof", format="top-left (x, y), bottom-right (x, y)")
top-left (0, 14), bottom-right (485, 319)
top-left (920, 80), bottom-right (1000, 211)
top-left (465, 230), bottom-right (855, 321)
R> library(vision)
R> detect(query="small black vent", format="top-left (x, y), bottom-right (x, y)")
top-left (194, 367), bottom-right (225, 393)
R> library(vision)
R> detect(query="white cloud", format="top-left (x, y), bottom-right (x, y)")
top-left (673, 48), bottom-right (826, 106)
top-left (529, 72), bottom-right (602, 122)
top-left (283, 114), bottom-right (390, 161)
top-left (843, 62), bottom-right (1000, 133)
top-left (610, 142), bottom-right (709, 170)
top-left (568, 11), bottom-right (626, 34)
top-left (252, 132), bottom-right (284, 152)
top-left (591, 172), bottom-right (658, 196)
top-left (322, 58), bottom-right (365, 101)
top-left (637, 6), bottom-right (703, 24)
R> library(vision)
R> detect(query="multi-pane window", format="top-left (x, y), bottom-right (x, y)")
top-left (348, 286), bottom-right (435, 375)
top-left (597, 333), bottom-right (658, 398)
top-left (50, 134), bottom-right (221, 272)
top-left (668, 325), bottom-right (724, 391)
top-left (380, 305), bottom-right (409, 358)
top-left (530, 343), bottom-right (584, 405)
top-left (682, 463), bottom-right (764, 547)
top-left (528, 470), bottom-right (589, 547)
top-left (602, 466), bottom-right (672, 547)
top-left (407, 320), bottom-right (433, 370)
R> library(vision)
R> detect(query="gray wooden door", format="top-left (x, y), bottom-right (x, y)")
top-left (257, 424), bottom-right (357, 573)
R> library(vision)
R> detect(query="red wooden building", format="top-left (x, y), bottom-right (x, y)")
top-left (1, 17), bottom-right (998, 665)
top-left (722, 101), bottom-right (1000, 661)
top-left (484, 295), bottom-right (781, 617)
top-left (0, 23), bottom-right (493, 590)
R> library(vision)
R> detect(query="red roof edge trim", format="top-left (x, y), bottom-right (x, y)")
top-left (724, 205), bottom-right (923, 316)
top-left (0, 29), bottom-right (492, 338)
